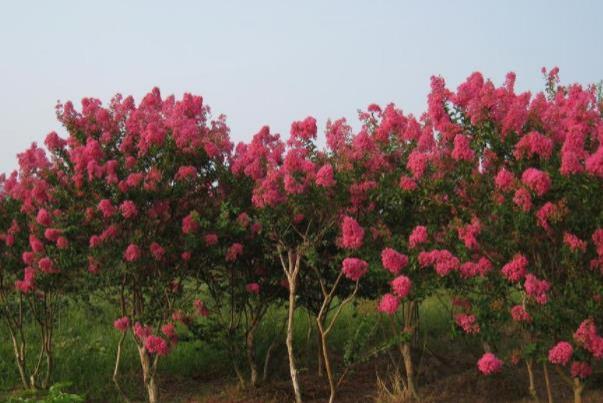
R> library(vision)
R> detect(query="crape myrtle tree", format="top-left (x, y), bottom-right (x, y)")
top-left (51, 88), bottom-right (232, 403)
top-left (343, 98), bottom-right (487, 400)
top-left (184, 169), bottom-right (287, 388)
top-left (231, 119), bottom-right (370, 403)
top-left (429, 69), bottom-right (603, 403)
top-left (1, 142), bottom-right (88, 390)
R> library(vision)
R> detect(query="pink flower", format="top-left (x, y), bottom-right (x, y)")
top-left (204, 233), bottom-right (218, 246)
top-left (501, 254), bottom-right (528, 283)
top-left (455, 313), bottom-right (480, 334)
top-left (226, 243), bottom-right (243, 262)
top-left (514, 131), bottom-right (553, 160)
top-left (418, 249), bottom-right (459, 276)
top-left (341, 257), bottom-right (368, 281)
top-left (510, 305), bottom-right (531, 322)
top-left (193, 299), bottom-right (209, 317)
top-left (452, 134), bottom-right (474, 161)
top-left (378, 293), bottom-right (399, 315)
top-left (409, 226), bottom-right (428, 249)
top-left (399, 176), bottom-right (417, 191)
top-left (477, 353), bottom-right (503, 375)
top-left (22, 251), bottom-right (34, 265)
top-left (161, 323), bottom-right (178, 342)
top-left (457, 218), bottom-right (481, 250)
top-left (524, 274), bottom-right (550, 304)
top-left (563, 232), bottom-right (587, 252)
top-left (133, 322), bottom-right (153, 340)
top-left (175, 165), bottom-right (197, 181)
top-left (381, 248), bottom-right (408, 274)
top-left (182, 212), bottom-right (199, 234)
top-left (571, 362), bottom-right (592, 379)
top-left (113, 317), bottom-right (130, 332)
top-left (316, 164), bottom-right (336, 187)
top-left (536, 202), bottom-right (557, 231)
top-left (15, 267), bottom-right (35, 294)
top-left (521, 168), bottom-right (551, 197)
top-left (494, 168), bottom-right (515, 192)
top-left (56, 236), bottom-right (69, 249)
top-left (237, 212), bottom-right (250, 228)
top-left (246, 283), bottom-right (260, 294)
top-left (290, 116), bottom-right (317, 142)
top-left (36, 209), bottom-right (51, 227)
top-left (145, 335), bottom-right (170, 356)
top-left (548, 341), bottom-right (573, 366)
top-left (149, 242), bottom-right (165, 261)
top-left (585, 146), bottom-right (603, 178)
top-left (98, 199), bottom-right (115, 218)
top-left (340, 216), bottom-right (364, 249)
top-left (512, 187), bottom-right (532, 212)
top-left (29, 235), bottom-right (44, 253)
top-left (573, 319), bottom-right (603, 359)
top-left (124, 244), bottom-right (141, 262)
top-left (407, 151), bottom-right (429, 179)
top-left (120, 200), bottom-right (138, 219)
top-left (38, 257), bottom-right (56, 273)
top-left (391, 275), bottom-right (412, 299)
top-left (44, 228), bottom-right (61, 242)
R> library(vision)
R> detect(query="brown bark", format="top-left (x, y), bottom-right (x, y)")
top-left (542, 362), bottom-right (553, 403)
top-left (246, 322), bottom-right (259, 387)
top-left (525, 359), bottom-right (539, 402)
top-left (280, 247), bottom-right (303, 403)
top-left (137, 345), bottom-right (159, 403)
top-left (573, 378), bottom-right (583, 403)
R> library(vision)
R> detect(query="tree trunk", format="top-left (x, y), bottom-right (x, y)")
top-left (9, 332), bottom-right (29, 389)
top-left (542, 362), bottom-right (553, 403)
top-left (573, 378), bottom-right (583, 403)
top-left (286, 273), bottom-right (302, 403)
top-left (401, 341), bottom-right (418, 400)
top-left (138, 346), bottom-right (159, 403)
top-left (400, 301), bottom-right (419, 400)
top-left (525, 359), bottom-right (539, 402)
top-left (318, 327), bottom-right (337, 403)
top-left (246, 324), bottom-right (259, 387)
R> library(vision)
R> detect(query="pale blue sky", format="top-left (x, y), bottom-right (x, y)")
top-left (1, 1), bottom-right (602, 173)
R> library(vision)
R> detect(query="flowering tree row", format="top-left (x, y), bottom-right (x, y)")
top-left (0, 68), bottom-right (601, 403)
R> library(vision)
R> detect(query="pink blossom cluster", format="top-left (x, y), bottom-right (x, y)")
top-left (501, 254), bottom-right (528, 283)
top-left (418, 249), bottom-right (460, 276)
top-left (341, 257), bottom-right (368, 281)
top-left (340, 216), bottom-right (365, 249)
top-left (454, 313), bottom-right (480, 334)
top-left (477, 353), bottom-right (503, 375)
top-left (381, 248), bottom-right (408, 274)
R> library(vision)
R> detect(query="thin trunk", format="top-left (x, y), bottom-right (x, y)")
top-left (246, 323), bottom-right (259, 387)
top-left (400, 301), bottom-right (418, 400)
top-left (542, 362), bottom-right (553, 403)
top-left (573, 378), bottom-right (583, 403)
top-left (137, 346), bottom-right (159, 403)
top-left (316, 332), bottom-right (324, 378)
top-left (8, 329), bottom-right (29, 388)
top-left (401, 342), bottom-right (418, 400)
top-left (280, 246), bottom-right (303, 403)
top-left (318, 328), bottom-right (336, 403)
top-left (525, 359), bottom-right (539, 402)
top-left (286, 273), bottom-right (302, 403)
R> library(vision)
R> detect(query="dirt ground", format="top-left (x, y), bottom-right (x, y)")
top-left (158, 353), bottom-right (603, 403)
